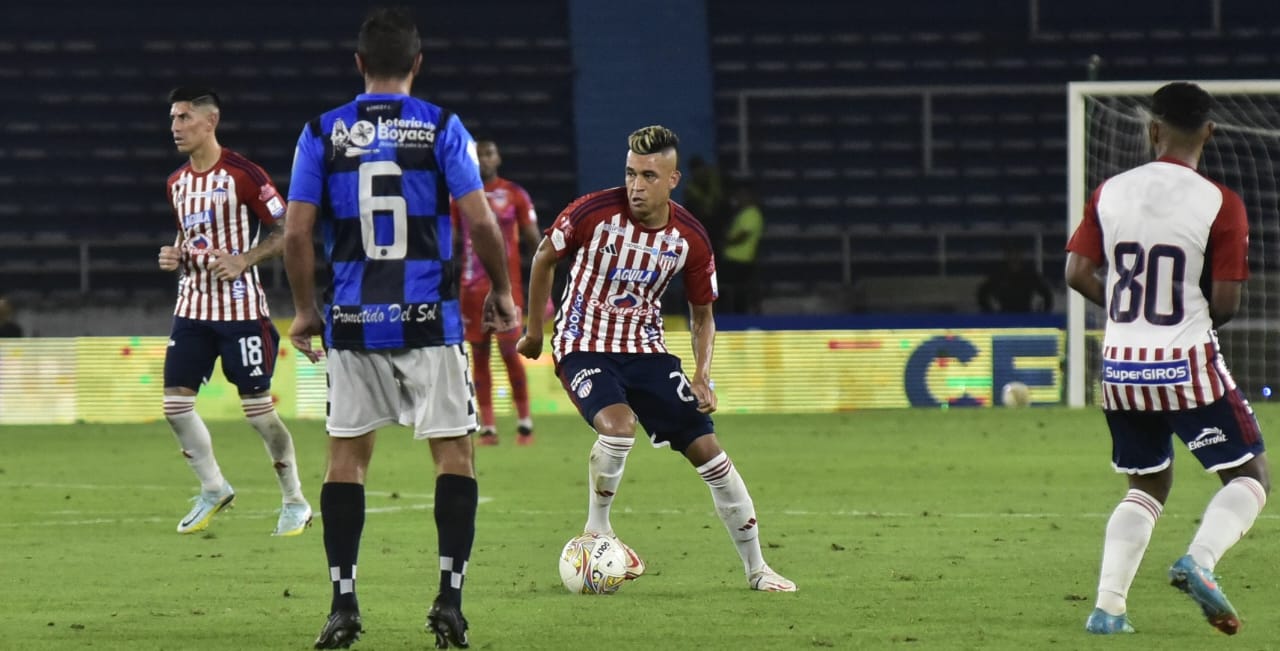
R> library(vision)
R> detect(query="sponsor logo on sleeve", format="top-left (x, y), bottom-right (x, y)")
top-left (1102, 358), bottom-right (1192, 386)
top-left (266, 196), bottom-right (285, 218)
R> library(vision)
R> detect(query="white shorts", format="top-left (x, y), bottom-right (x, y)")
top-left (325, 345), bottom-right (478, 439)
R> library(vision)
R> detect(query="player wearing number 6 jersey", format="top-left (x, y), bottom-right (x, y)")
top-left (517, 125), bottom-right (795, 593)
top-left (284, 7), bottom-right (518, 649)
top-left (1066, 82), bottom-right (1270, 637)
top-left (159, 86), bottom-right (311, 539)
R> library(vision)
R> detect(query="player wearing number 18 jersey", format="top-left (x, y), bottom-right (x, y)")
top-left (1066, 82), bottom-right (1269, 637)
top-left (158, 86), bottom-right (310, 539)
top-left (283, 7), bottom-right (518, 649)
top-left (517, 125), bottom-right (795, 593)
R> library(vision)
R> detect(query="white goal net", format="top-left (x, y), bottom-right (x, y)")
top-left (1067, 81), bottom-right (1280, 407)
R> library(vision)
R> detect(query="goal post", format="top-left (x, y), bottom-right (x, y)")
top-left (1067, 80), bottom-right (1280, 407)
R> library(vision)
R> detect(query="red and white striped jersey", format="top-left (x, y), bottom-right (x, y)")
top-left (1067, 156), bottom-right (1250, 411)
top-left (166, 148), bottom-right (285, 321)
top-left (547, 187), bottom-right (717, 361)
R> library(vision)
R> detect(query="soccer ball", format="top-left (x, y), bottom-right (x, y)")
top-left (1001, 381), bottom-right (1031, 407)
top-left (558, 533), bottom-right (629, 595)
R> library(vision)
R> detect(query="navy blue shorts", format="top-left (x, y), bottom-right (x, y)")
top-left (164, 316), bottom-right (279, 395)
top-left (1105, 388), bottom-right (1265, 474)
top-left (557, 351), bottom-right (714, 452)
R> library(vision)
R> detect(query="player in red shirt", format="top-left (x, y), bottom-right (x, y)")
top-left (450, 140), bottom-right (540, 445)
top-left (1066, 82), bottom-right (1268, 635)
top-left (517, 125), bottom-right (795, 592)
top-left (157, 86), bottom-right (311, 538)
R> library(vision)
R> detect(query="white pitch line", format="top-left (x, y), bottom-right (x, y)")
top-left (7, 482), bottom-right (1280, 527)
top-left (0, 482), bottom-right (435, 500)
top-left (0, 497), bottom-right (493, 528)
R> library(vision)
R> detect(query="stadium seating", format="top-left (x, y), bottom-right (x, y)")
top-left (4, 0), bottom-right (1280, 312)
top-left (0, 2), bottom-right (575, 299)
top-left (707, 0), bottom-right (1280, 307)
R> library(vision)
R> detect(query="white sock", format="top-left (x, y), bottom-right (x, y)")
top-left (242, 396), bottom-right (304, 504)
top-left (164, 396), bottom-right (225, 494)
top-left (585, 434), bottom-right (633, 535)
top-left (697, 452), bottom-right (766, 576)
top-left (517, 417), bottom-right (534, 430)
top-left (1096, 489), bottom-right (1162, 616)
top-left (1188, 476), bottom-right (1267, 570)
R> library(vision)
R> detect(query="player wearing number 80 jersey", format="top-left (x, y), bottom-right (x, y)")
top-left (1066, 82), bottom-right (1269, 637)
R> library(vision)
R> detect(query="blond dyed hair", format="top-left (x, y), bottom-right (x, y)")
top-left (628, 125), bottom-right (680, 163)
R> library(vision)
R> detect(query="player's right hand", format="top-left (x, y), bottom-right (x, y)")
top-left (158, 245), bottom-right (181, 271)
top-left (481, 290), bottom-right (520, 334)
top-left (289, 306), bottom-right (325, 363)
top-left (516, 333), bottom-right (543, 360)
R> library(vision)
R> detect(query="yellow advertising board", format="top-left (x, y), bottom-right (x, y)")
top-left (0, 328), bottom-right (1062, 424)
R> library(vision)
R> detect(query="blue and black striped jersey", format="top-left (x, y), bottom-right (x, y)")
top-left (289, 93), bottom-right (482, 350)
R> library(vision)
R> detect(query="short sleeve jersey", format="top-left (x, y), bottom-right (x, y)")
top-left (546, 187), bottom-right (717, 361)
top-left (288, 93), bottom-right (482, 350)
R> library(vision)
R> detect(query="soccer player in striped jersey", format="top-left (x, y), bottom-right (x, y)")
top-left (449, 140), bottom-right (540, 446)
top-left (158, 86), bottom-right (311, 538)
top-left (517, 125), bottom-right (796, 593)
top-left (1067, 82), bottom-right (1270, 636)
top-left (283, 8), bottom-right (518, 649)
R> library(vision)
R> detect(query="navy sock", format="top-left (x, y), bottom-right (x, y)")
top-left (434, 474), bottom-right (478, 606)
top-left (321, 482), bottom-right (365, 613)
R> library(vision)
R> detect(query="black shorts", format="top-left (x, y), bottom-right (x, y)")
top-left (164, 316), bottom-right (279, 395)
top-left (1105, 388), bottom-right (1265, 474)
top-left (556, 351), bottom-right (715, 452)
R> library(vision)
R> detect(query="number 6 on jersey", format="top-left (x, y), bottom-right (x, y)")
top-left (358, 161), bottom-right (408, 260)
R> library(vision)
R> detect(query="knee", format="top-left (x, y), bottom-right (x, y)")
top-left (594, 410), bottom-right (637, 439)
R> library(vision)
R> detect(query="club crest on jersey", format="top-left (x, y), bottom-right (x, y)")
top-left (210, 187), bottom-right (229, 206)
top-left (187, 233), bottom-right (212, 252)
top-left (657, 250), bottom-right (680, 270)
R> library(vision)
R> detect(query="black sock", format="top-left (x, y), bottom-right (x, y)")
top-left (321, 482), bottom-right (365, 613)
top-left (434, 474), bottom-right (478, 607)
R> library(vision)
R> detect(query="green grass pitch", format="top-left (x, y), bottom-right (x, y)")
top-left (3, 407), bottom-right (1280, 650)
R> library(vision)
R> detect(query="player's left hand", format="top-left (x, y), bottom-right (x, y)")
top-left (691, 375), bottom-right (717, 414)
top-left (207, 249), bottom-right (248, 281)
